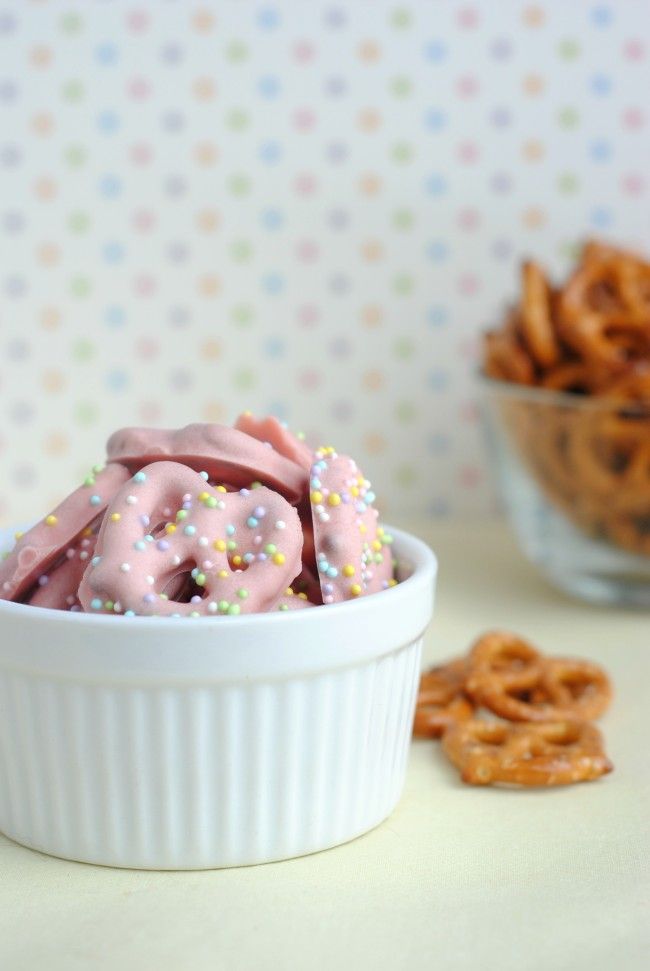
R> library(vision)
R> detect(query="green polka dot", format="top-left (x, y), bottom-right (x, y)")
top-left (558, 107), bottom-right (579, 129)
top-left (390, 76), bottom-right (412, 98)
top-left (234, 369), bottom-right (255, 390)
top-left (228, 174), bottom-right (251, 196)
top-left (231, 304), bottom-right (254, 326)
top-left (74, 401), bottom-right (98, 425)
top-left (393, 337), bottom-right (414, 359)
top-left (72, 339), bottom-right (95, 362)
top-left (70, 276), bottom-right (91, 298)
top-left (393, 273), bottom-right (414, 295)
top-left (557, 172), bottom-right (579, 194)
top-left (60, 12), bottom-right (83, 33)
top-left (64, 145), bottom-right (86, 167)
top-left (391, 142), bottom-right (413, 164)
top-left (226, 40), bottom-right (248, 62)
top-left (226, 109), bottom-right (250, 131)
top-left (395, 401), bottom-right (416, 423)
top-left (69, 211), bottom-right (90, 233)
top-left (557, 39), bottom-right (580, 60)
top-left (230, 239), bottom-right (253, 262)
top-left (391, 7), bottom-right (412, 28)
top-left (395, 464), bottom-right (417, 487)
top-left (62, 80), bottom-right (85, 102)
top-left (393, 209), bottom-right (414, 230)
top-left (558, 240), bottom-right (581, 262)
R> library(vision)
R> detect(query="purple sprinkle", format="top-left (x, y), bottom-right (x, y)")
top-left (38, 575), bottom-right (49, 587)
top-left (190, 595), bottom-right (202, 604)
top-left (239, 488), bottom-right (250, 496)
top-left (323, 583), bottom-right (334, 594)
top-left (341, 493), bottom-right (351, 503)
top-left (143, 593), bottom-right (157, 603)
top-left (139, 514), bottom-right (150, 527)
top-left (253, 505), bottom-right (266, 518)
top-left (257, 552), bottom-right (267, 561)
top-left (182, 500), bottom-right (192, 510)
top-left (157, 539), bottom-right (170, 551)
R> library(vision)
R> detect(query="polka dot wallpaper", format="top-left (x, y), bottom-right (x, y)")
top-left (1, 1), bottom-right (649, 525)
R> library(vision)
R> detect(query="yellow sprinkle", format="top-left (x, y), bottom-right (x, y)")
top-left (310, 490), bottom-right (323, 505)
top-left (216, 485), bottom-right (227, 493)
top-left (14, 531), bottom-right (24, 540)
top-left (243, 409), bottom-right (252, 417)
top-left (327, 492), bottom-right (341, 507)
top-left (350, 486), bottom-right (359, 497)
top-left (232, 555), bottom-right (242, 566)
top-left (45, 515), bottom-right (58, 527)
top-left (165, 522), bottom-right (176, 533)
top-left (350, 583), bottom-right (362, 597)
top-left (372, 540), bottom-right (382, 552)
top-left (285, 587), bottom-right (294, 596)
top-left (109, 513), bottom-right (121, 523)
top-left (377, 526), bottom-right (384, 536)
top-left (359, 523), bottom-right (367, 534)
top-left (388, 578), bottom-right (398, 587)
top-left (273, 553), bottom-right (286, 566)
top-left (342, 564), bottom-right (355, 577)
top-left (213, 539), bottom-right (227, 552)
top-left (198, 491), bottom-right (210, 502)
top-left (297, 592), bottom-right (308, 600)
top-left (218, 569), bottom-right (229, 579)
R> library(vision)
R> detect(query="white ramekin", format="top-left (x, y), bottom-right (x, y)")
top-left (0, 526), bottom-right (436, 870)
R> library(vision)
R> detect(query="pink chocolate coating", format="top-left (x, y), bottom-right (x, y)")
top-left (78, 462), bottom-right (303, 617)
top-left (275, 593), bottom-right (315, 611)
top-left (234, 412), bottom-right (314, 471)
top-left (27, 531), bottom-right (98, 611)
top-left (0, 463), bottom-right (130, 602)
top-left (308, 449), bottom-right (394, 604)
top-left (106, 423), bottom-right (307, 502)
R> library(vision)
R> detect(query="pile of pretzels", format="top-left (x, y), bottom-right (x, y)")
top-left (484, 240), bottom-right (650, 555)
top-left (413, 631), bottom-right (613, 787)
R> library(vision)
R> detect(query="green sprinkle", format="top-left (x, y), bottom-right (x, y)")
top-left (227, 604), bottom-right (241, 616)
top-left (195, 572), bottom-right (206, 586)
top-left (227, 540), bottom-right (237, 551)
top-left (104, 600), bottom-right (114, 611)
top-left (205, 496), bottom-right (218, 508)
top-left (218, 600), bottom-right (229, 612)
top-left (237, 588), bottom-right (248, 599)
top-left (176, 509), bottom-right (188, 521)
top-left (278, 603), bottom-right (289, 611)
top-left (264, 543), bottom-right (277, 555)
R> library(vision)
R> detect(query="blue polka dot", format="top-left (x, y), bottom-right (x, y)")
top-left (258, 75), bottom-right (280, 98)
top-left (267, 402), bottom-right (287, 421)
top-left (427, 369), bottom-right (450, 391)
top-left (106, 369), bottom-right (128, 391)
top-left (262, 272), bottom-right (284, 294)
top-left (260, 208), bottom-right (284, 230)
top-left (427, 305), bottom-right (448, 326)
top-left (105, 305), bottom-right (126, 328)
top-left (257, 7), bottom-right (281, 29)
top-left (590, 6), bottom-right (612, 27)
top-left (98, 174), bottom-right (122, 197)
top-left (428, 432), bottom-right (451, 454)
top-left (590, 207), bottom-right (613, 229)
top-left (589, 139), bottom-right (611, 161)
top-left (95, 42), bottom-right (118, 65)
top-left (259, 140), bottom-right (282, 164)
top-left (426, 241), bottom-right (449, 262)
top-left (264, 337), bottom-right (286, 358)
top-left (423, 40), bottom-right (447, 63)
top-left (102, 241), bottom-right (124, 263)
top-left (428, 498), bottom-right (450, 517)
top-left (425, 173), bottom-right (447, 196)
top-left (590, 73), bottom-right (611, 96)
top-left (97, 110), bottom-right (120, 133)
top-left (424, 108), bottom-right (447, 131)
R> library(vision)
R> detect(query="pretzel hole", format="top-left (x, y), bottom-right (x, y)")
top-left (150, 520), bottom-right (170, 539)
top-left (161, 561), bottom-right (209, 603)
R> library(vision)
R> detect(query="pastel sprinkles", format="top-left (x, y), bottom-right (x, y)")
top-left (0, 414), bottom-right (396, 617)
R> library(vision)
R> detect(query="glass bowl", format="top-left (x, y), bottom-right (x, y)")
top-left (481, 375), bottom-right (650, 607)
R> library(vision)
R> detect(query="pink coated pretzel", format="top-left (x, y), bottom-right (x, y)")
top-left (78, 462), bottom-right (303, 617)
top-left (308, 448), bottom-right (394, 603)
top-left (106, 423), bottom-right (307, 502)
top-left (0, 463), bottom-right (130, 602)
top-left (27, 530), bottom-right (98, 611)
top-left (234, 412), bottom-right (314, 471)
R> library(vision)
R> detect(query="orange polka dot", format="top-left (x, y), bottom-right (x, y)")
top-left (201, 339), bottom-right (221, 360)
top-left (31, 46), bottom-right (53, 68)
top-left (32, 113), bottom-right (54, 136)
top-left (193, 77), bottom-right (216, 101)
top-left (523, 74), bottom-right (545, 96)
top-left (192, 9), bottom-right (215, 32)
top-left (203, 400), bottom-right (226, 422)
top-left (42, 370), bottom-right (66, 393)
top-left (41, 307), bottom-right (61, 330)
top-left (361, 305), bottom-right (383, 328)
top-left (361, 240), bottom-right (383, 262)
top-left (363, 370), bottom-right (385, 391)
top-left (358, 108), bottom-right (381, 132)
top-left (196, 209), bottom-right (220, 232)
top-left (359, 173), bottom-right (382, 196)
top-left (364, 433), bottom-right (386, 454)
top-left (522, 207), bottom-right (545, 229)
top-left (37, 243), bottom-right (60, 266)
top-left (522, 140), bottom-right (544, 161)
top-left (44, 432), bottom-right (69, 456)
top-left (522, 5), bottom-right (545, 27)
top-left (198, 274), bottom-right (221, 297)
top-left (358, 40), bottom-right (380, 62)
top-left (34, 178), bottom-right (57, 201)
top-left (193, 142), bottom-right (219, 166)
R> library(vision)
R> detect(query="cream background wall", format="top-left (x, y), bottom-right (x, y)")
top-left (1, 0), bottom-right (649, 525)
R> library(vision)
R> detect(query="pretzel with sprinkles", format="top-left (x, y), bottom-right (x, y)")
top-left (27, 529), bottom-right (97, 611)
top-left (234, 411), bottom-right (314, 471)
top-left (78, 462), bottom-right (303, 617)
top-left (0, 462), bottom-right (130, 602)
top-left (308, 447), bottom-right (394, 604)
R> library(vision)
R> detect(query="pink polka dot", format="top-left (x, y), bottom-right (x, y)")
top-left (296, 239), bottom-right (319, 262)
top-left (139, 400), bottom-right (162, 423)
top-left (127, 77), bottom-right (151, 101)
top-left (133, 274), bottom-right (156, 297)
top-left (459, 466), bottom-right (481, 488)
top-left (135, 337), bottom-right (159, 360)
top-left (457, 6), bottom-right (479, 29)
top-left (623, 40), bottom-right (645, 61)
top-left (132, 209), bottom-right (156, 232)
top-left (622, 108), bottom-right (644, 130)
top-left (293, 173), bottom-right (318, 195)
top-left (457, 208), bottom-right (480, 231)
top-left (127, 9), bottom-right (150, 32)
top-left (460, 401), bottom-right (479, 423)
top-left (130, 142), bottom-right (153, 165)
top-left (457, 142), bottom-right (479, 164)
top-left (458, 274), bottom-right (480, 296)
top-left (297, 304), bottom-right (319, 327)
top-left (293, 40), bottom-right (315, 63)
top-left (458, 336), bottom-right (481, 361)
top-left (622, 173), bottom-right (645, 195)
top-left (298, 368), bottom-right (321, 390)
top-left (293, 108), bottom-right (316, 132)
top-left (456, 75), bottom-right (479, 98)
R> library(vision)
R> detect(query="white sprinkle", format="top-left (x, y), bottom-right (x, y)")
top-left (79, 551), bottom-right (89, 561)
top-left (120, 563), bottom-right (130, 573)
top-left (208, 601), bottom-right (218, 613)
top-left (126, 495), bottom-right (138, 505)
top-left (66, 595), bottom-right (76, 606)
top-left (66, 548), bottom-right (75, 560)
top-left (113, 601), bottom-right (122, 613)
top-left (171, 555), bottom-right (181, 567)
top-left (146, 574), bottom-right (155, 585)
top-left (254, 535), bottom-right (263, 545)
top-left (203, 560), bottom-right (214, 569)
top-left (275, 520), bottom-right (286, 530)
top-left (198, 536), bottom-right (209, 547)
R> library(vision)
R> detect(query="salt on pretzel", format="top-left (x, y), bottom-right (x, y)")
top-left (78, 462), bottom-right (302, 616)
top-left (0, 463), bottom-right (130, 603)
top-left (106, 423), bottom-right (308, 502)
top-left (308, 448), bottom-right (394, 603)
top-left (442, 719), bottom-right (613, 787)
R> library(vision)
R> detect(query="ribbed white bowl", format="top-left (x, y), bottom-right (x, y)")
top-left (0, 526), bottom-right (436, 869)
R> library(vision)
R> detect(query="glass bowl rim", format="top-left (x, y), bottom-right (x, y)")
top-left (478, 372), bottom-right (650, 413)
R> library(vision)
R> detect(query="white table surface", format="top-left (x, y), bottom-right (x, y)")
top-left (1, 518), bottom-right (649, 971)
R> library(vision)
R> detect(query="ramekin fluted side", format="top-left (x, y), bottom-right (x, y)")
top-left (0, 637), bottom-right (422, 869)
